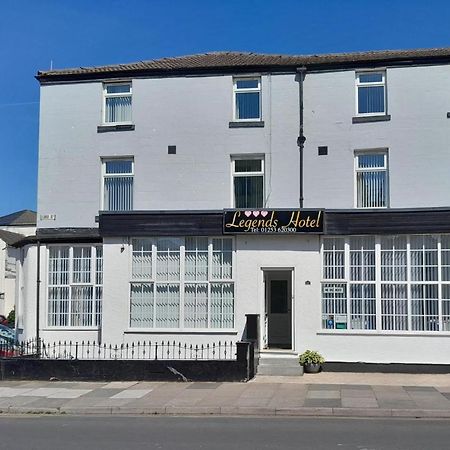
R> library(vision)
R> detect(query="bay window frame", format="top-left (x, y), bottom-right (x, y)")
top-left (321, 235), bottom-right (450, 335)
top-left (46, 244), bottom-right (103, 329)
top-left (129, 237), bottom-right (235, 332)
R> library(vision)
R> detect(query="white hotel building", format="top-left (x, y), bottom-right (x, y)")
top-left (14, 47), bottom-right (450, 365)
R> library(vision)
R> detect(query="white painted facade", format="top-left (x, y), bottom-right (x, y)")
top-left (0, 223), bottom-right (35, 318)
top-left (16, 50), bottom-right (450, 364)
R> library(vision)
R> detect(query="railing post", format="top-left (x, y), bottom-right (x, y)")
top-left (36, 337), bottom-right (42, 358)
top-left (75, 342), bottom-right (78, 360)
top-left (236, 341), bottom-right (248, 363)
top-left (244, 314), bottom-right (259, 349)
top-left (236, 341), bottom-right (254, 380)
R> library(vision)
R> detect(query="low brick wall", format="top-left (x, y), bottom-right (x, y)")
top-left (0, 359), bottom-right (249, 382)
top-left (0, 342), bottom-right (255, 382)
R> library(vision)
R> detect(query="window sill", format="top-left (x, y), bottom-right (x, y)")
top-left (125, 329), bottom-right (238, 335)
top-left (352, 115), bottom-right (391, 124)
top-left (317, 330), bottom-right (450, 337)
top-left (41, 327), bottom-right (100, 332)
top-left (354, 206), bottom-right (388, 210)
top-left (229, 121), bottom-right (264, 128)
top-left (97, 124), bottom-right (135, 133)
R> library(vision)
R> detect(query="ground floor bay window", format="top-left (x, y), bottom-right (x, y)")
top-left (130, 237), bottom-right (234, 330)
top-left (47, 245), bottom-right (103, 327)
top-left (322, 235), bottom-right (450, 333)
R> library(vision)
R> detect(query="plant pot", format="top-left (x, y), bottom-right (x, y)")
top-left (303, 363), bottom-right (321, 374)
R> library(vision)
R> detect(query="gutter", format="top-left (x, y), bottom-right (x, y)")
top-left (296, 67), bottom-right (307, 208)
top-left (36, 241), bottom-right (41, 352)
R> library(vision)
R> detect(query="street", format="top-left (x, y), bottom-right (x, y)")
top-left (0, 416), bottom-right (448, 450)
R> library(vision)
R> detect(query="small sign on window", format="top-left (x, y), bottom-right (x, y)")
top-left (323, 286), bottom-right (344, 294)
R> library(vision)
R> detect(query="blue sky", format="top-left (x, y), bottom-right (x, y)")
top-left (1, 0), bottom-right (450, 216)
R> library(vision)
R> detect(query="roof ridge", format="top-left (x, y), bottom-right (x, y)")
top-left (0, 209), bottom-right (37, 226)
top-left (37, 46), bottom-right (450, 79)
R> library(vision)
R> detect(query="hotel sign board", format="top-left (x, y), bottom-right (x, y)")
top-left (223, 209), bottom-right (323, 234)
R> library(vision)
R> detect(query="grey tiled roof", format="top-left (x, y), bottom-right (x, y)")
top-left (37, 47), bottom-right (450, 81)
top-left (0, 229), bottom-right (25, 246)
top-left (0, 210), bottom-right (36, 226)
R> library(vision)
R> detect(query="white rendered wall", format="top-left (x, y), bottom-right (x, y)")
top-left (38, 65), bottom-right (450, 229)
top-left (0, 225), bottom-right (35, 317)
top-left (16, 237), bottom-right (450, 363)
top-left (16, 245), bottom-right (37, 340)
top-left (2, 248), bottom-right (19, 316)
top-left (37, 74), bottom-right (294, 228)
top-left (0, 240), bottom-right (6, 315)
top-left (236, 235), bottom-right (450, 364)
top-left (303, 64), bottom-right (450, 208)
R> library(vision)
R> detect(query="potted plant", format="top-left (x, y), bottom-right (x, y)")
top-left (299, 350), bottom-right (325, 373)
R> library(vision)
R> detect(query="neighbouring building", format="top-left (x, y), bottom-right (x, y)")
top-left (14, 47), bottom-right (450, 364)
top-left (0, 210), bottom-right (36, 319)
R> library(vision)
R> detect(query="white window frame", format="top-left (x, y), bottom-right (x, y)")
top-left (355, 71), bottom-right (386, 116)
top-left (354, 150), bottom-right (389, 209)
top-left (103, 82), bottom-right (132, 124)
top-left (46, 244), bottom-right (103, 329)
top-left (233, 77), bottom-right (262, 121)
top-left (231, 156), bottom-right (265, 208)
top-left (128, 237), bottom-right (235, 331)
top-left (101, 158), bottom-right (134, 211)
top-left (320, 235), bottom-right (450, 335)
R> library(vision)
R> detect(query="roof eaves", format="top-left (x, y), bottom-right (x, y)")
top-left (0, 230), bottom-right (25, 246)
top-left (36, 47), bottom-right (450, 83)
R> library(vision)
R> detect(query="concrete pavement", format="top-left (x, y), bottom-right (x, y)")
top-left (1, 373), bottom-right (450, 418)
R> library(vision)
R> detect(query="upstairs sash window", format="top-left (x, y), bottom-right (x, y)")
top-left (233, 78), bottom-right (261, 121)
top-left (355, 152), bottom-right (388, 208)
top-left (356, 72), bottom-right (386, 115)
top-left (232, 158), bottom-right (264, 208)
top-left (104, 83), bottom-right (132, 124)
top-left (102, 159), bottom-right (134, 211)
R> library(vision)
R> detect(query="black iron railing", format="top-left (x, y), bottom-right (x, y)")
top-left (0, 339), bottom-right (237, 361)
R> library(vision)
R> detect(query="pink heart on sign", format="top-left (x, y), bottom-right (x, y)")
top-left (244, 211), bottom-right (252, 217)
top-left (253, 211), bottom-right (260, 217)
top-left (261, 211), bottom-right (268, 217)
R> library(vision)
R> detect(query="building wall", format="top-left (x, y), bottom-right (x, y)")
top-left (38, 64), bottom-right (450, 229)
top-left (31, 61), bottom-right (450, 364)
top-left (303, 64), bottom-right (450, 209)
top-left (0, 239), bottom-right (6, 315)
top-left (37, 74), bottom-right (299, 229)
top-left (16, 245), bottom-right (37, 339)
top-left (0, 225), bottom-right (35, 317)
top-left (21, 235), bottom-right (450, 364)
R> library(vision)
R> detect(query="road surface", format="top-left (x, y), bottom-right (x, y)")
top-left (0, 416), bottom-right (448, 449)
